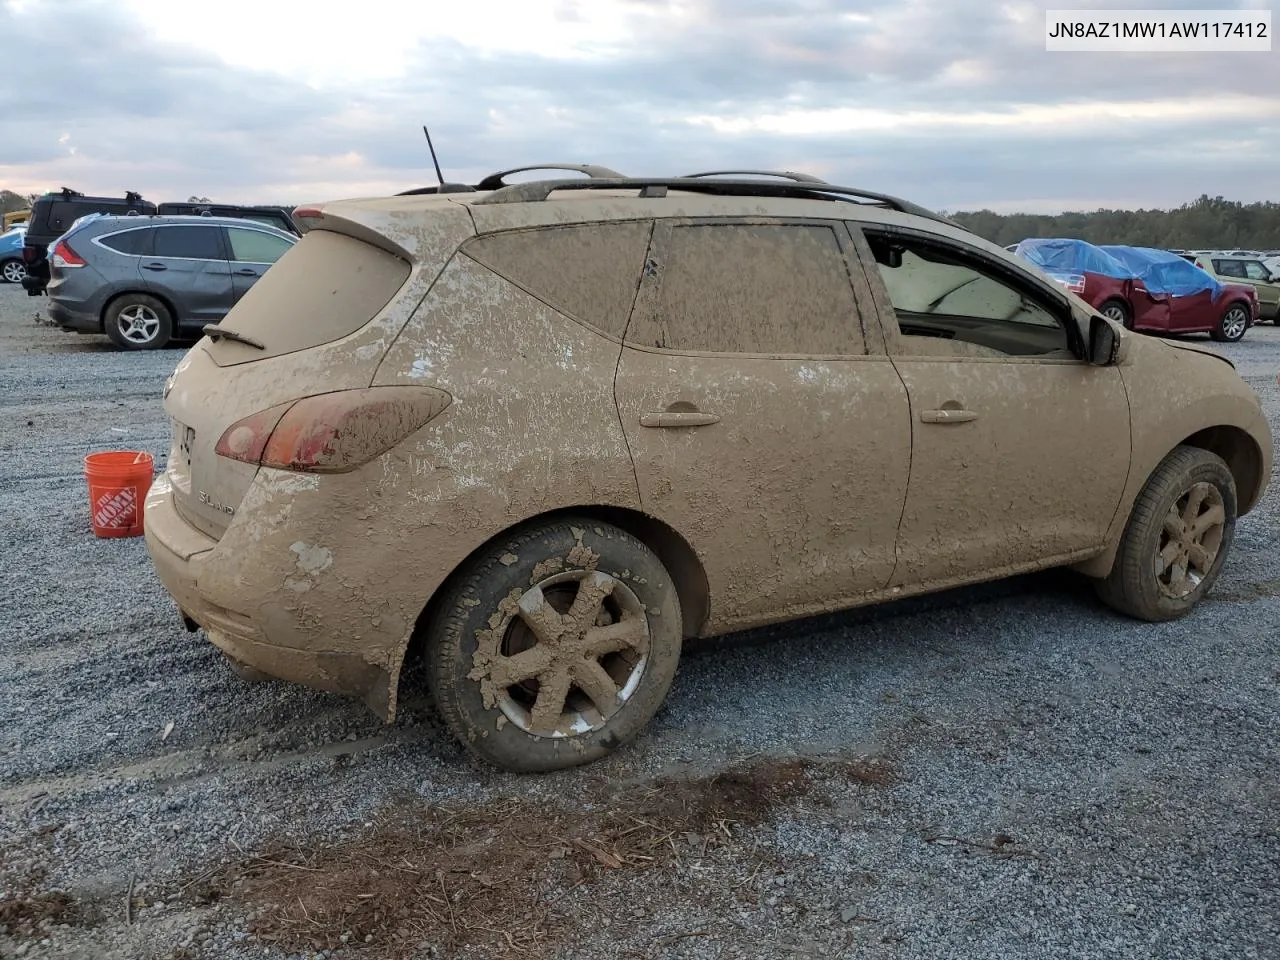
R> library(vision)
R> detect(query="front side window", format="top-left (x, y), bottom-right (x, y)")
top-left (226, 228), bottom-right (293, 264)
top-left (1243, 260), bottom-right (1271, 281)
top-left (863, 230), bottom-right (1069, 358)
top-left (635, 222), bottom-right (864, 355)
top-left (152, 225), bottom-right (223, 260)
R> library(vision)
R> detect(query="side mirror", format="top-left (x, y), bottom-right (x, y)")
top-left (1088, 314), bottom-right (1123, 366)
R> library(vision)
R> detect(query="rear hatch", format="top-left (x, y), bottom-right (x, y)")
top-left (161, 199), bottom-right (476, 539)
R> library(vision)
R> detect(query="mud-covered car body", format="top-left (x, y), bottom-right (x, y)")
top-left (143, 169), bottom-right (1274, 771)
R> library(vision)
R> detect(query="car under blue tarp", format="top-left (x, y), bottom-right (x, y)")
top-left (1014, 238), bottom-right (1135, 280)
top-left (1099, 245), bottom-right (1222, 298)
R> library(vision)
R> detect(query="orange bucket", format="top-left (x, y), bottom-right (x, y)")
top-left (84, 451), bottom-right (155, 538)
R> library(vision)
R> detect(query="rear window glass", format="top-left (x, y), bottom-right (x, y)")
top-left (153, 225), bottom-right (223, 260)
top-left (462, 221), bottom-right (652, 338)
top-left (98, 228), bottom-right (151, 255)
top-left (205, 229), bottom-right (411, 365)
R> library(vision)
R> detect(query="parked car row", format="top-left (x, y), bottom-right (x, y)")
top-left (1011, 238), bottom-right (1261, 342)
top-left (19, 187), bottom-right (301, 298)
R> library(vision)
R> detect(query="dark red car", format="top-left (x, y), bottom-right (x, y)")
top-left (1015, 239), bottom-right (1257, 342)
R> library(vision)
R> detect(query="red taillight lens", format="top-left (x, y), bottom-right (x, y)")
top-left (51, 240), bottom-right (86, 267)
top-left (214, 387), bottom-right (452, 474)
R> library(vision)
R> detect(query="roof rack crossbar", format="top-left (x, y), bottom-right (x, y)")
top-left (680, 169), bottom-right (827, 183)
top-left (471, 177), bottom-right (951, 225)
top-left (474, 163), bottom-right (627, 192)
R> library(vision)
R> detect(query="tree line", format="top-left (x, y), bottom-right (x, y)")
top-left (944, 195), bottom-right (1280, 249)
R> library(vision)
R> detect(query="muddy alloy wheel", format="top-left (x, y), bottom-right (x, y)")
top-left (424, 519), bottom-right (683, 772)
top-left (0, 258), bottom-right (26, 284)
top-left (1094, 445), bottom-right (1236, 621)
top-left (1211, 304), bottom-right (1250, 343)
top-left (104, 294), bottom-right (174, 350)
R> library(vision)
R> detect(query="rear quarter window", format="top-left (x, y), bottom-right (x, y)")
top-left (461, 221), bottom-right (653, 338)
top-left (98, 228), bottom-right (152, 255)
top-left (205, 229), bottom-right (411, 365)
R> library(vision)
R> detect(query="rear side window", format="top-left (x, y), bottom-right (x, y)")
top-left (153, 225), bottom-right (223, 260)
top-left (1213, 259), bottom-right (1245, 278)
top-left (98, 228), bottom-right (151, 255)
top-left (637, 223), bottom-right (864, 355)
top-left (226, 227), bottom-right (293, 263)
top-left (462, 221), bottom-right (652, 338)
top-left (205, 230), bottom-right (411, 365)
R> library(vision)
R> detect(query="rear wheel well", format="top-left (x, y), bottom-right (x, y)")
top-left (1180, 426), bottom-right (1265, 513)
top-left (403, 505), bottom-right (711, 667)
top-left (100, 289), bottom-right (179, 333)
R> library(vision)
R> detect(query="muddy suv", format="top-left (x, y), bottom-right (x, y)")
top-left (143, 167), bottom-right (1274, 773)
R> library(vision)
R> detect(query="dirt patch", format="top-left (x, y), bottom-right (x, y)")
top-left (0, 867), bottom-right (91, 940)
top-left (187, 755), bottom-right (895, 959)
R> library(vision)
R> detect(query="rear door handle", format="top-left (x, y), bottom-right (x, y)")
top-left (920, 408), bottom-right (978, 424)
top-left (142, 262), bottom-right (167, 272)
top-left (234, 268), bottom-right (259, 277)
top-left (639, 411), bottom-right (721, 428)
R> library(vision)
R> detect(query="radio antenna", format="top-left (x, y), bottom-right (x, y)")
top-left (423, 125), bottom-right (445, 186)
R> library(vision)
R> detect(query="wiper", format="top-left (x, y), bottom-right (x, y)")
top-left (202, 324), bottom-right (265, 350)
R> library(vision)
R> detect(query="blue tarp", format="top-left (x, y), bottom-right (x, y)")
top-left (1099, 245), bottom-right (1221, 298)
top-left (1014, 238), bottom-right (1135, 281)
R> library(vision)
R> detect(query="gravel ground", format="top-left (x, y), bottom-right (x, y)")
top-left (1, 281), bottom-right (1277, 960)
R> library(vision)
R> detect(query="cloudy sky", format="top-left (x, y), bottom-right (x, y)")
top-left (1, 0), bottom-right (1276, 213)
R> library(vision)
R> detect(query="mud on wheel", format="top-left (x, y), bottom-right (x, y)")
top-left (424, 519), bottom-right (683, 772)
top-left (1094, 445), bottom-right (1236, 621)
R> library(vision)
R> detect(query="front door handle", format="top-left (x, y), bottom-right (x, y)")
top-left (920, 408), bottom-right (978, 424)
top-left (234, 268), bottom-right (259, 277)
top-left (142, 262), bottom-right (167, 272)
top-left (639, 410), bottom-right (721, 428)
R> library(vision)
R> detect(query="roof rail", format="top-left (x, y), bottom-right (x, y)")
top-left (680, 169), bottom-right (826, 183)
top-left (396, 163), bottom-right (624, 197)
top-left (470, 176), bottom-right (954, 225)
top-left (474, 163), bottom-right (626, 191)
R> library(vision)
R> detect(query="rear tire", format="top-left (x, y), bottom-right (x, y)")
top-left (1210, 303), bottom-right (1250, 342)
top-left (103, 294), bottom-right (173, 350)
top-left (1099, 298), bottom-right (1131, 328)
top-left (1094, 446), bottom-right (1236, 622)
top-left (424, 518), bottom-right (683, 773)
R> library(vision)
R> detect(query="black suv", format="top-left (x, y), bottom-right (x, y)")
top-left (155, 202), bottom-right (301, 237)
top-left (22, 188), bottom-right (155, 295)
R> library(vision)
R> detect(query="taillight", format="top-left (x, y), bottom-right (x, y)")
top-left (51, 240), bottom-right (86, 268)
top-left (214, 386), bottom-right (452, 474)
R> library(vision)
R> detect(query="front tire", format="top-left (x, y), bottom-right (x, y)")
top-left (103, 294), bottom-right (173, 350)
top-left (424, 519), bottom-right (683, 772)
top-left (1099, 298), bottom-right (1131, 328)
top-left (0, 258), bottom-right (26, 284)
top-left (1094, 446), bottom-right (1236, 621)
top-left (1210, 303), bottom-right (1250, 342)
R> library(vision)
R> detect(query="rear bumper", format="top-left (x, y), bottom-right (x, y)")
top-left (48, 300), bottom-right (99, 332)
top-left (142, 473), bottom-right (397, 719)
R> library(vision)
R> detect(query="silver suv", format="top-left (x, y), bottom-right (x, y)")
top-left (46, 214), bottom-right (296, 349)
